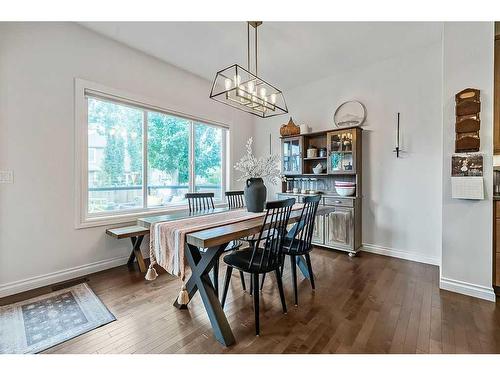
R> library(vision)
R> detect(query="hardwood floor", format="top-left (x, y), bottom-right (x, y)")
top-left (3, 248), bottom-right (500, 354)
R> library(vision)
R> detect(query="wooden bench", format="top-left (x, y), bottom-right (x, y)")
top-left (106, 225), bottom-right (149, 273)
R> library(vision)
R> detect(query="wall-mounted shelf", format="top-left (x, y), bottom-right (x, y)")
top-left (304, 156), bottom-right (327, 160)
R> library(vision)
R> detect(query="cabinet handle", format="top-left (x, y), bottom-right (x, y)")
top-left (334, 200), bottom-right (342, 204)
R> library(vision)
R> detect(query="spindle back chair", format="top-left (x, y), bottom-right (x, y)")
top-left (225, 191), bottom-right (245, 209)
top-left (282, 194), bottom-right (321, 306)
top-left (221, 198), bottom-right (295, 335)
top-left (185, 192), bottom-right (215, 212)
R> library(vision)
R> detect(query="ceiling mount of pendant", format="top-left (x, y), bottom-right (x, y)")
top-left (209, 21), bottom-right (288, 118)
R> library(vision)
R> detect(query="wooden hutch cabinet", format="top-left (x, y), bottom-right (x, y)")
top-left (278, 126), bottom-right (362, 256)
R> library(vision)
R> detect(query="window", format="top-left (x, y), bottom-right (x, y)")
top-left (76, 80), bottom-right (229, 226)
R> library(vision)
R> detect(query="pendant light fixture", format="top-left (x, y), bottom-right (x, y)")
top-left (209, 22), bottom-right (288, 118)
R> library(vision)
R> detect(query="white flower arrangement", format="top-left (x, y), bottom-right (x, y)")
top-left (234, 137), bottom-right (281, 185)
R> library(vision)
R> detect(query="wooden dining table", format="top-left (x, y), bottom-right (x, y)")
top-left (137, 205), bottom-right (331, 347)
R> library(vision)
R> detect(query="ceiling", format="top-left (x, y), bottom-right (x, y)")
top-left (81, 22), bottom-right (443, 90)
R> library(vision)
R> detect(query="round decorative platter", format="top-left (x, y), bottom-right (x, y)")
top-left (334, 100), bottom-right (366, 128)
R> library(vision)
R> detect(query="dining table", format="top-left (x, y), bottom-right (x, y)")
top-left (137, 204), bottom-right (331, 347)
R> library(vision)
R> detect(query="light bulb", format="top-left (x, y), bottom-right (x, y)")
top-left (234, 74), bottom-right (241, 86)
top-left (247, 80), bottom-right (255, 93)
top-left (259, 87), bottom-right (267, 98)
top-left (224, 78), bottom-right (232, 90)
top-left (270, 93), bottom-right (277, 104)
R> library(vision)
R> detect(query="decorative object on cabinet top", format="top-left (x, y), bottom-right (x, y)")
top-left (280, 117), bottom-right (300, 136)
top-left (334, 100), bottom-right (366, 128)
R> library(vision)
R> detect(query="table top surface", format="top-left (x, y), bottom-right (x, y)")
top-left (137, 206), bottom-right (332, 249)
top-left (137, 207), bottom-right (230, 228)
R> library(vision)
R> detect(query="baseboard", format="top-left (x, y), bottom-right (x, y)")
top-left (440, 276), bottom-right (496, 302)
top-left (362, 243), bottom-right (440, 266)
top-left (0, 255), bottom-right (129, 298)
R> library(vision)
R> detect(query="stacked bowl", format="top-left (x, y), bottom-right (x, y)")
top-left (335, 181), bottom-right (356, 196)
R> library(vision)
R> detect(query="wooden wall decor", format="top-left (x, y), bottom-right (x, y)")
top-left (455, 88), bottom-right (481, 153)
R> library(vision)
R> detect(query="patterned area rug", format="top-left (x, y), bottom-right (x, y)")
top-left (0, 283), bottom-right (115, 354)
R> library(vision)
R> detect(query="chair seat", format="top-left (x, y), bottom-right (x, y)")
top-left (223, 248), bottom-right (280, 274)
top-left (224, 239), bottom-right (242, 252)
top-left (281, 237), bottom-right (312, 255)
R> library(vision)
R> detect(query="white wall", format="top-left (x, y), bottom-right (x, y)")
top-left (254, 42), bottom-right (444, 266)
top-left (0, 22), bottom-right (255, 297)
top-left (440, 22), bottom-right (495, 301)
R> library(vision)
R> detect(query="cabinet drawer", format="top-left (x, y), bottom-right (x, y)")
top-left (323, 197), bottom-right (354, 207)
top-left (496, 201), bottom-right (500, 218)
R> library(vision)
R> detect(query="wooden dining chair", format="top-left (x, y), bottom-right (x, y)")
top-left (278, 194), bottom-right (321, 306)
top-left (185, 192), bottom-right (215, 212)
top-left (221, 198), bottom-right (295, 336)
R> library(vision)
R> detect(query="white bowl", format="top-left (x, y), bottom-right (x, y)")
top-left (313, 167), bottom-right (323, 174)
top-left (335, 186), bottom-right (355, 196)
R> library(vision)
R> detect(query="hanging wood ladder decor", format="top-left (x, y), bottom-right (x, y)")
top-left (455, 88), bottom-right (481, 153)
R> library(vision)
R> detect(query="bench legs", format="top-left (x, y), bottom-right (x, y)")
top-left (127, 235), bottom-right (147, 273)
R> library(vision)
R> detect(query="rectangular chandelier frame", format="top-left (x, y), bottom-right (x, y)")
top-left (210, 64), bottom-right (288, 118)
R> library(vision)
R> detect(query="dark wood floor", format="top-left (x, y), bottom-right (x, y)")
top-left (3, 248), bottom-right (500, 354)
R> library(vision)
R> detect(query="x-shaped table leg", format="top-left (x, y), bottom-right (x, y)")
top-left (173, 242), bottom-right (235, 347)
top-left (126, 235), bottom-right (146, 273)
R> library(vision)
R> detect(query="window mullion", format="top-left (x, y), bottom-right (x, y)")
top-left (143, 111), bottom-right (148, 208)
top-left (189, 121), bottom-right (195, 193)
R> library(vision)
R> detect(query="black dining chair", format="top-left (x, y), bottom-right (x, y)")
top-left (185, 192), bottom-right (215, 212)
top-left (278, 194), bottom-right (321, 306)
top-left (221, 198), bottom-right (295, 336)
top-left (225, 190), bottom-right (245, 210)
top-left (224, 191), bottom-right (249, 291)
top-left (185, 192), bottom-right (243, 298)
top-left (224, 190), bottom-right (264, 294)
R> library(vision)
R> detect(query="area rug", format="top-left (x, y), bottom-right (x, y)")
top-left (0, 283), bottom-right (115, 354)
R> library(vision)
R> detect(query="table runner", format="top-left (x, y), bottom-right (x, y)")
top-left (147, 208), bottom-right (266, 282)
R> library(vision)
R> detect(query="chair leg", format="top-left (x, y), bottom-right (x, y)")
top-left (305, 253), bottom-right (315, 290)
top-left (239, 271), bottom-right (246, 291)
top-left (275, 270), bottom-right (287, 314)
top-left (290, 255), bottom-right (298, 306)
top-left (249, 274), bottom-right (253, 295)
top-left (212, 258), bottom-right (219, 299)
top-left (260, 273), bottom-right (266, 291)
top-left (253, 273), bottom-right (260, 336)
top-left (221, 266), bottom-right (233, 308)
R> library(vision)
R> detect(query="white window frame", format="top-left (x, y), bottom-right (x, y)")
top-left (75, 79), bottom-right (230, 229)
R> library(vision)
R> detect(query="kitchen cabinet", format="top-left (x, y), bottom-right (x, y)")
top-left (494, 201), bottom-right (500, 294)
top-left (276, 192), bottom-right (361, 256)
top-left (311, 214), bottom-right (324, 244)
top-left (281, 136), bottom-right (303, 175)
top-left (327, 128), bottom-right (361, 174)
top-left (324, 208), bottom-right (354, 251)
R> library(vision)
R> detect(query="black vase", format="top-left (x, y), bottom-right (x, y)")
top-left (244, 178), bottom-right (267, 212)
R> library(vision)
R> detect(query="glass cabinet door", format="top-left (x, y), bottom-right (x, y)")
top-left (281, 137), bottom-right (302, 175)
top-left (327, 130), bottom-right (356, 174)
